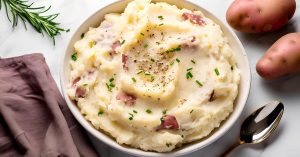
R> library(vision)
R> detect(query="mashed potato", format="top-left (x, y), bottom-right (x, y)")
top-left (67, 0), bottom-right (240, 152)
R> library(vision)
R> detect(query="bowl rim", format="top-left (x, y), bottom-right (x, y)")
top-left (60, 0), bottom-right (251, 156)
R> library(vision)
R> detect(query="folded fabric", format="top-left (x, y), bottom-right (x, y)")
top-left (0, 53), bottom-right (99, 157)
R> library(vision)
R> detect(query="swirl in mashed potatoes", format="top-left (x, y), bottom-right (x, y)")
top-left (67, 0), bottom-right (240, 152)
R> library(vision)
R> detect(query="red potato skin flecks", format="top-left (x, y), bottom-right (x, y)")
top-left (156, 115), bottom-right (179, 131)
top-left (116, 92), bottom-right (136, 105)
top-left (112, 41), bottom-right (121, 53)
top-left (182, 12), bottom-right (206, 26)
top-left (256, 33), bottom-right (300, 80)
top-left (226, 0), bottom-right (296, 33)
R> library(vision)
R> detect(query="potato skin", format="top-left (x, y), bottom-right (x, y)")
top-left (226, 0), bottom-right (296, 33)
top-left (256, 33), bottom-right (300, 80)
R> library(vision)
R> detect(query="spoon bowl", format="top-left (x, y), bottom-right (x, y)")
top-left (241, 101), bottom-right (284, 144)
top-left (221, 101), bottom-right (284, 157)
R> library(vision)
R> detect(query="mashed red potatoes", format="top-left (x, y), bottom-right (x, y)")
top-left (67, 0), bottom-right (240, 152)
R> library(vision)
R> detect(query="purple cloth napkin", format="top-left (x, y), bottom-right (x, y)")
top-left (0, 53), bottom-right (99, 157)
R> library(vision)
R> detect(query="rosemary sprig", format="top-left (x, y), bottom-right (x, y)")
top-left (0, 0), bottom-right (69, 44)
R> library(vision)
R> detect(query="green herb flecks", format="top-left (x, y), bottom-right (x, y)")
top-left (106, 77), bottom-right (115, 92)
top-left (121, 39), bottom-right (125, 45)
top-left (187, 67), bottom-right (193, 71)
top-left (159, 23), bottom-right (164, 26)
top-left (132, 77), bottom-right (136, 83)
top-left (170, 61), bottom-right (175, 66)
top-left (162, 109), bottom-right (167, 115)
top-left (176, 58), bottom-right (180, 63)
top-left (158, 15), bottom-right (164, 20)
top-left (98, 110), bottom-right (104, 116)
top-left (196, 80), bottom-right (203, 87)
top-left (186, 71), bottom-right (193, 79)
top-left (144, 44), bottom-right (148, 48)
top-left (71, 52), bottom-right (77, 61)
top-left (214, 68), bottom-right (220, 76)
top-left (166, 143), bottom-right (172, 147)
top-left (137, 70), bottom-right (155, 82)
top-left (150, 76), bottom-right (155, 82)
top-left (140, 33), bottom-right (144, 36)
top-left (191, 59), bottom-right (196, 64)
top-left (146, 109), bottom-right (152, 114)
top-left (129, 113), bottom-right (134, 120)
top-left (137, 70), bottom-right (143, 75)
top-left (186, 68), bottom-right (193, 79)
top-left (133, 110), bottom-right (138, 114)
top-left (160, 116), bottom-right (165, 123)
top-left (166, 45), bottom-right (181, 53)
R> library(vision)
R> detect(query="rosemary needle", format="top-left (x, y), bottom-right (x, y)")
top-left (0, 0), bottom-right (69, 45)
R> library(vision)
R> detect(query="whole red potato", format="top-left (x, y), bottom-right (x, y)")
top-left (226, 0), bottom-right (296, 33)
top-left (256, 33), bottom-right (300, 80)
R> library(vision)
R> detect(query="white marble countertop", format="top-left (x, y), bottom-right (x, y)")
top-left (1, 0), bottom-right (300, 156)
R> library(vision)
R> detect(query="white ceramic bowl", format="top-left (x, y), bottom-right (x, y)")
top-left (60, 0), bottom-right (251, 156)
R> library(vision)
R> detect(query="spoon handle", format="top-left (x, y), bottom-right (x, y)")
top-left (219, 140), bottom-right (244, 157)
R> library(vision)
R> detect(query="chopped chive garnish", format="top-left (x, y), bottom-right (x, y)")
top-left (214, 68), bottom-right (220, 76)
top-left (187, 67), bottom-right (193, 71)
top-left (132, 77), bottom-right (136, 83)
top-left (159, 23), bottom-right (164, 26)
top-left (150, 58), bottom-right (155, 62)
top-left (166, 45), bottom-right (181, 53)
top-left (71, 52), bottom-right (77, 61)
top-left (231, 66), bottom-right (234, 70)
top-left (83, 83), bottom-right (88, 86)
top-left (162, 109), bottom-right (167, 115)
top-left (121, 40), bottom-right (125, 45)
top-left (158, 15), bottom-right (164, 20)
top-left (144, 44), bottom-right (148, 48)
top-left (191, 59), bottom-right (196, 64)
top-left (160, 116), bottom-right (165, 123)
top-left (156, 42), bottom-right (160, 45)
top-left (129, 113), bottom-right (134, 120)
top-left (140, 33), bottom-right (145, 36)
top-left (170, 61), bottom-right (175, 66)
top-left (150, 76), bottom-right (155, 82)
top-left (190, 110), bottom-right (194, 114)
top-left (176, 58), bottom-right (180, 63)
top-left (133, 110), bottom-right (138, 114)
top-left (106, 83), bottom-right (110, 91)
top-left (137, 70), bottom-right (143, 74)
top-left (106, 77), bottom-right (115, 92)
top-left (144, 71), bottom-right (151, 75)
top-left (196, 80), bottom-right (203, 87)
top-left (98, 110), bottom-right (104, 115)
top-left (186, 71), bottom-right (193, 79)
top-left (146, 109), bottom-right (152, 114)
top-left (81, 33), bottom-right (85, 38)
top-left (166, 143), bottom-right (172, 147)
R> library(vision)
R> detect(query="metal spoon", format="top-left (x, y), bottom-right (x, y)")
top-left (220, 101), bottom-right (284, 157)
